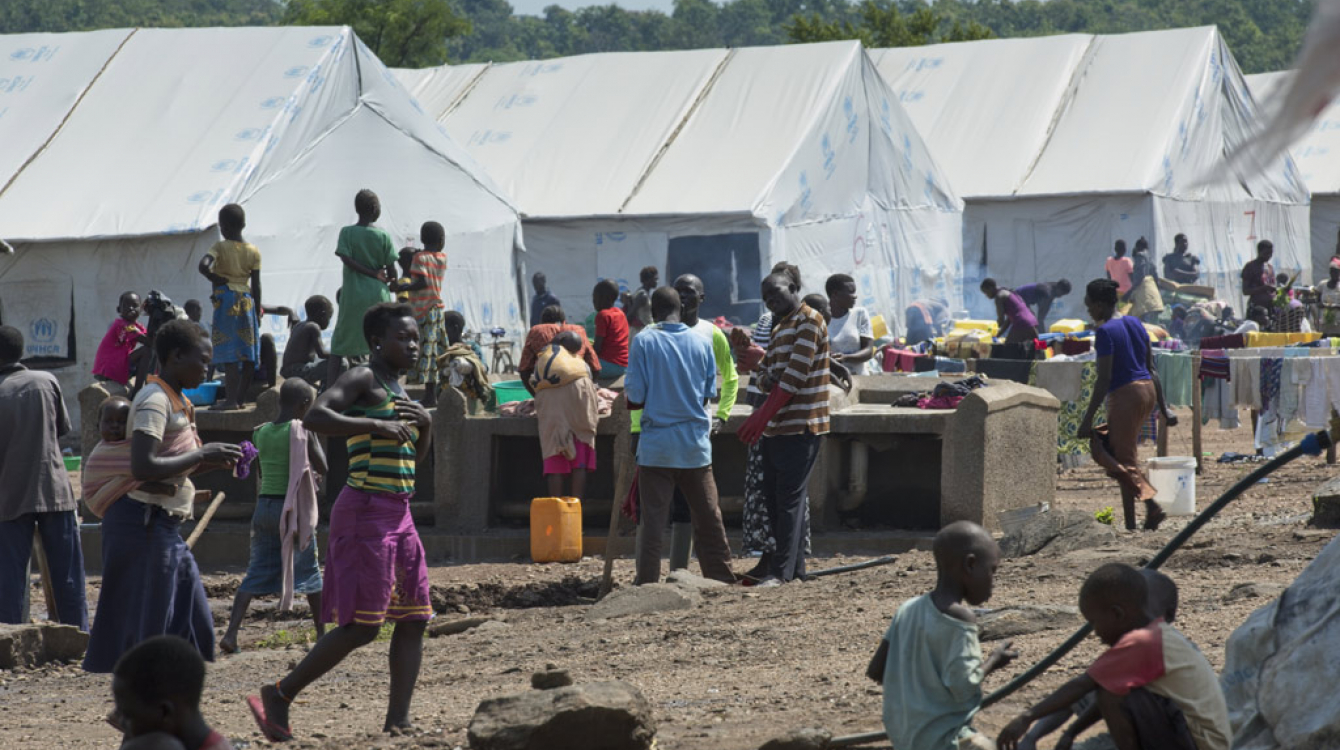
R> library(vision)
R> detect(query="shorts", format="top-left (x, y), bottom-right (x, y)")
top-left (542, 438), bottom-right (596, 475)
top-left (238, 497), bottom-right (323, 596)
top-left (280, 359), bottom-right (326, 388)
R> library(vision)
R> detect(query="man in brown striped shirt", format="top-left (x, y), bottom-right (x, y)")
top-left (738, 272), bottom-right (829, 585)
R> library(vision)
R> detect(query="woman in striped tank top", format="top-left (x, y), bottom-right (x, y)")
top-left (250, 302), bottom-right (433, 742)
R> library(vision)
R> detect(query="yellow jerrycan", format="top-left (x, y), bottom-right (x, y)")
top-left (530, 497), bottom-right (583, 563)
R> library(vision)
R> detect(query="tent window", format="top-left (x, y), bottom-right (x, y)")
top-left (666, 233), bottom-right (762, 324)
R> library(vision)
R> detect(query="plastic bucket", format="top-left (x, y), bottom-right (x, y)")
top-left (494, 380), bottom-right (530, 405)
top-left (1148, 457), bottom-right (1197, 516)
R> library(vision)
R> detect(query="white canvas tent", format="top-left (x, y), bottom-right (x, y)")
top-left (1246, 70), bottom-right (1340, 282)
top-left (874, 27), bottom-right (1310, 318)
top-left (396, 41), bottom-right (963, 330)
top-left (0, 26), bottom-right (523, 423)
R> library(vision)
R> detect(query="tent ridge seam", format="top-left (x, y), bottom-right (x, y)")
top-left (362, 101), bottom-right (519, 213)
top-left (228, 28), bottom-right (356, 207)
top-left (238, 103), bottom-right (365, 204)
top-left (0, 27), bottom-right (139, 205)
top-left (440, 63), bottom-right (491, 119)
top-left (1011, 34), bottom-right (1098, 196)
top-left (617, 49), bottom-right (735, 214)
top-left (751, 42), bottom-right (863, 216)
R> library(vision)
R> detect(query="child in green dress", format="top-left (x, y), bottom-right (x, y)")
top-left (327, 189), bottom-right (397, 387)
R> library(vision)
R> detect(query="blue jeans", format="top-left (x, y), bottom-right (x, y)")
top-left (598, 359), bottom-right (626, 379)
top-left (0, 511), bottom-right (88, 628)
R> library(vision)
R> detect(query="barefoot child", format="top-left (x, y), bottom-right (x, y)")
top-left (866, 521), bottom-right (1018, 750)
top-left (1013, 569), bottom-right (1181, 750)
top-left (84, 320), bottom-right (243, 673)
top-left (93, 292), bottom-right (147, 390)
top-left (198, 204), bottom-right (262, 411)
top-left (997, 564), bottom-right (1229, 750)
top-left (111, 635), bottom-right (233, 750)
top-left (392, 222), bottom-right (448, 407)
top-left (328, 189), bottom-right (397, 387)
top-left (250, 302), bottom-right (433, 742)
top-left (219, 379), bottom-right (328, 654)
top-left (279, 296), bottom-right (333, 389)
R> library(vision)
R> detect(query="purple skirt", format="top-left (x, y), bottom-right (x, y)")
top-left (320, 486), bottom-right (432, 627)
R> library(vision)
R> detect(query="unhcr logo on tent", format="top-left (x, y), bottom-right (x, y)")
top-left (844, 97), bottom-right (859, 144)
top-left (0, 76), bottom-right (34, 94)
top-left (10, 46), bottom-right (56, 62)
top-left (30, 318), bottom-right (57, 343)
top-left (285, 66), bottom-right (309, 79)
top-left (309, 35), bottom-right (334, 48)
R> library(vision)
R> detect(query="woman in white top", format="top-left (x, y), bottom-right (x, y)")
top-left (825, 274), bottom-right (875, 375)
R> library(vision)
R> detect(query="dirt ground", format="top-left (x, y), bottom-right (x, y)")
top-left (5, 407), bottom-right (1336, 749)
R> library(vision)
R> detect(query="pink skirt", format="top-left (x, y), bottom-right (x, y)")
top-left (542, 438), bottom-right (596, 475)
top-left (320, 486), bottom-right (432, 627)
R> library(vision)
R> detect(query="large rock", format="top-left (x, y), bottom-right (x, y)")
top-left (1310, 475), bottom-right (1340, 528)
top-left (0, 624), bottom-right (89, 668)
top-left (586, 584), bottom-right (698, 621)
top-left (978, 605), bottom-right (1081, 642)
top-left (468, 680), bottom-right (656, 750)
top-left (1223, 533), bottom-right (1340, 749)
top-left (999, 509), bottom-right (1116, 558)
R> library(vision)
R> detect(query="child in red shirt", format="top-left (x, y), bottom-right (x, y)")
top-left (591, 279), bottom-right (628, 378)
top-left (93, 292), bottom-right (147, 388)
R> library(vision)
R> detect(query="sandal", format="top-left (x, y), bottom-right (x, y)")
top-left (246, 694), bottom-right (293, 743)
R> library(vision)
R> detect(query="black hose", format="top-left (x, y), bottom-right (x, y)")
top-left (980, 430), bottom-right (1328, 709)
top-left (802, 555), bottom-right (899, 580)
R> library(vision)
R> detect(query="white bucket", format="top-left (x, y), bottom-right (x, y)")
top-left (1148, 457), bottom-right (1197, 516)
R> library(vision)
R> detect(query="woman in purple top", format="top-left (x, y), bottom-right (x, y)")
top-left (980, 278), bottom-right (1038, 344)
top-left (1012, 279), bottom-right (1072, 331)
top-left (1077, 279), bottom-right (1175, 532)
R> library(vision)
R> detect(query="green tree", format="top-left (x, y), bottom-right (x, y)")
top-left (785, 0), bottom-right (993, 47)
top-left (283, 0), bottom-right (470, 67)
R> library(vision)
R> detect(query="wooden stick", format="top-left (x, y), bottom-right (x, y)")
top-left (32, 531), bottom-right (58, 621)
top-left (599, 404), bottom-right (635, 599)
top-left (185, 492), bottom-right (226, 549)
top-left (1192, 352), bottom-right (1203, 474)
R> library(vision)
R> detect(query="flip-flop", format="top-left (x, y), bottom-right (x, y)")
top-left (246, 694), bottom-right (293, 743)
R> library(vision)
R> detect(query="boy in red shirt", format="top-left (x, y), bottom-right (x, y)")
top-left (591, 279), bottom-right (628, 379)
top-left (998, 563), bottom-right (1230, 750)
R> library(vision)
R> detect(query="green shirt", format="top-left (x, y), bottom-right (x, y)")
top-left (881, 594), bottom-right (985, 750)
top-left (331, 224), bottom-right (396, 357)
top-left (252, 421), bottom-right (293, 497)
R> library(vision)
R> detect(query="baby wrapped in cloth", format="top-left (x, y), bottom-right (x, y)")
top-left (530, 333), bottom-right (600, 475)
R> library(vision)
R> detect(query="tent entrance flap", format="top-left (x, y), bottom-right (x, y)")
top-left (665, 232), bottom-right (761, 323)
